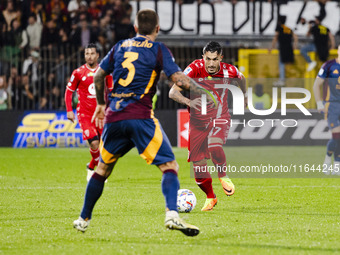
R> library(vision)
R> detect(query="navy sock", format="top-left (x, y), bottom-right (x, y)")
top-left (80, 172), bottom-right (106, 220)
top-left (326, 139), bottom-right (337, 156)
top-left (161, 169), bottom-right (179, 212)
top-left (334, 139), bottom-right (340, 161)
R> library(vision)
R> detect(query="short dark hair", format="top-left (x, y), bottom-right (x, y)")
top-left (203, 41), bottom-right (222, 55)
top-left (278, 15), bottom-right (286, 25)
top-left (136, 9), bottom-right (159, 35)
top-left (85, 43), bottom-right (98, 52)
top-left (29, 13), bottom-right (36, 20)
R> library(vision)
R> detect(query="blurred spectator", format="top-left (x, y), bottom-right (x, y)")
top-left (7, 65), bottom-right (20, 109)
top-left (69, 20), bottom-right (81, 48)
top-left (114, 15), bottom-right (135, 43)
top-left (58, 27), bottom-right (70, 54)
top-left (32, 1), bottom-right (47, 25)
top-left (88, 0), bottom-right (101, 20)
top-left (50, 2), bottom-right (69, 29)
top-left (68, 0), bottom-right (87, 20)
top-left (26, 14), bottom-right (43, 51)
top-left (101, 0), bottom-right (115, 17)
top-left (112, 0), bottom-right (125, 22)
top-left (251, 84), bottom-right (271, 110)
top-left (2, 0), bottom-right (21, 31)
top-left (22, 51), bottom-right (41, 95)
top-left (90, 18), bottom-right (101, 43)
top-left (99, 14), bottom-right (114, 44)
top-left (2, 19), bottom-right (27, 63)
top-left (96, 31), bottom-right (110, 55)
top-left (20, 75), bottom-right (35, 109)
top-left (0, 76), bottom-right (8, 110)
top-left (46, 0), bottom-right (67, 18)
top-left (41, 19), bottom-right (59, 49)
top-left (269, 15), bottom-right (298, 86)
top-left (78, 18), bottom-right (91, 48)
top-left (301, 17), bottom-right (335, 72)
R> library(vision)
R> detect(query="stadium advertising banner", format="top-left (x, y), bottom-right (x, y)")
top-left (13, 111), bottom-right (87, 148)
top-left (177, 109), bottom-right (330, 147)
top-left (131, 1), bottom-right (339, 35)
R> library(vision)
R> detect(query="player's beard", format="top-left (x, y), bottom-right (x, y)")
top-left (87, 60), bottom-right (96, 68)
top-left (207, 66), bottom-right (217, 74)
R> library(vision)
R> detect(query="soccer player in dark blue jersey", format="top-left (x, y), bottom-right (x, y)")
top-left (313, 44), bottom-right (340, 175)
top-left (73, 9), bottom-right (203, 236)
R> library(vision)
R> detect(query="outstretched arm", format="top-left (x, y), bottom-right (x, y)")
top-left (169, 71), bottom-right (204, 95)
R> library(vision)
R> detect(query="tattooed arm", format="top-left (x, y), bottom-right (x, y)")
top-left (169, 71), bottom-right (203, 110)
top-left (169, 84), bottom-right (190, 107)
top-left (94, 67), bottom-right (108, 105)
top-left (169, 71), bottom-right (206, 95)
top-left (91, 67), bottom-right (108, 129)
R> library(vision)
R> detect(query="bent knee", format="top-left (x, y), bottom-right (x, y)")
top-left (158, 160), bottom-right (179, 173)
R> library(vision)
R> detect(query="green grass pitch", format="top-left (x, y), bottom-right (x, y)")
top-left (0, 147), bottom-right (339, 255)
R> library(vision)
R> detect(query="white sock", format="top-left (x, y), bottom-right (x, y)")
top-left (166, 210), bottom-right (179, 218)
top-left (324, 155), bottom-right (332, 165)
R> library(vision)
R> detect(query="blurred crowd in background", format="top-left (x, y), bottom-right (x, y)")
top-left (0, 0), bottom-right (338, 111)
top-left (0, 0), bottom-right (136, 110)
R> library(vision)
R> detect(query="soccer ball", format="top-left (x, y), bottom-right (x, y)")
top-left (177, 189), bottom-right (196, 213)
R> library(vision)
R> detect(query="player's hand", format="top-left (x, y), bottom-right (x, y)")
top-left (316, 101), bottom-right (325, 114)
top-left (91, 104), bottom-right (105, 129)
top-left (67, 111), bottom-right (75, 123)
top-left (189, 98), bottom-right (202, 111)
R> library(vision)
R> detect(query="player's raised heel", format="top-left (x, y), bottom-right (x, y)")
top-left (165, 211), bottom-right (199, 237)
top-left (219, 177), bottom-right (235, 196)
top-left (73, 217), bottom-right (90, 232)
top-left (201, 197), bottom-right (217, 211)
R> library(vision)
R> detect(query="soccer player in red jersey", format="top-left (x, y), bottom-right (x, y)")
top-left (65, 44), bottom-right (104, 181)
top-left (170, 41), bottom-right (247, 211)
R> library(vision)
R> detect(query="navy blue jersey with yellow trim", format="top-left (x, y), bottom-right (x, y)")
top-left (100, 35), bottom-right (181, 123)
top-left (317, 59), bottom-right (340, 102)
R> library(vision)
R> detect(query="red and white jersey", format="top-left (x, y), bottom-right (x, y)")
top-left (184, 59), bottom-right (243, 125)
top-left (66, 64), bottom-right (98, 117)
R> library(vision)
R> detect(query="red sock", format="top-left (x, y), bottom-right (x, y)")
top-left (88, 148), bottom-right (100, 169)
top-left (209, 144), bottom-right (227, 178)
top-left (193, 164), bottom-right (215, 198)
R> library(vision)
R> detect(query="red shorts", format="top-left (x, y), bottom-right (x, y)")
top-left (188, 118), bottom-right (230, 162)
top-left (78, 115), bottom-right (103, 141)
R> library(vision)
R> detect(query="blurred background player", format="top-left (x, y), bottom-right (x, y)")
top-left (301, 16), bottom-right (335, 72)
top-left (64, 43), bottom-right (103, 181)
top-left (251, 83), bottom-right (271, 110)
top-left (73, 9), bottom-right (204, 236)
top-left (313, 44), bottom-right (340, 175)
top-left (269, 15), bottom-right (298, 86)
top-left (169, 41), bottom-right (247, 211)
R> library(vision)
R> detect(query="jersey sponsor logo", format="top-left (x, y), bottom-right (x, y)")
top-left (84, 129), bottom-right (89, 137)
top-left (88, 83), bottom-right (96, 95)
top-left (88, 72), bottom-right (94, 77)
top-left (82, 76), bottom-right (86, 81)
top-left (121, 40), bottom-right (153, 48)
top-left (67, 82), bottom-right (72, 87)
top-left (70, 75), bottom-right (75, 82)
top-left (13, 112), bottom-right (87, 148)
top-left (318, 68), bottom-right (324, 76)
top-left (333, 69), bottom-right (339, 74)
